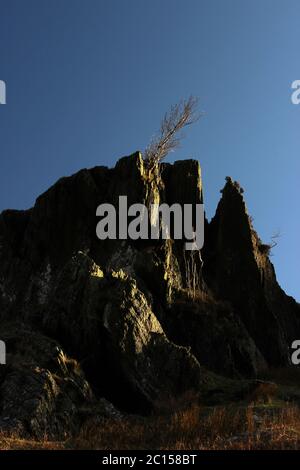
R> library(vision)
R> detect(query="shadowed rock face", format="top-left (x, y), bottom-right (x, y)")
top-left (203, 179), bottom-right (300, 366)
top-left (0, 152), bottom-right (299, 437)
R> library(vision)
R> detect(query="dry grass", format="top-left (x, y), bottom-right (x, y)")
top-left (2, 371), bottom-right (300, 450)
top-left (69, 403), bottom-right (300, 450)
top-left (0, 432), bottom-right (65, 450)
top-left (2, 401), bottom-right (300, 450)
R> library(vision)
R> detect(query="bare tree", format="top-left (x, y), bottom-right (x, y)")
top-left (144, 96), bottom-right (200, 167)
top-left (270, 230), bottom-right (281, 249)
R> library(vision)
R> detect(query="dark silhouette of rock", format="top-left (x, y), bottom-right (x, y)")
top-left (0, 152), bottom-right (299, 438)
top-left (203, 178), bottom-right (300, 366)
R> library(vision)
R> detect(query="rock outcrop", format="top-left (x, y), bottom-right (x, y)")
top-left (0, 152), bottom-right (299, 438)
top-left (42, 252), bottom-right (202, 412)
top-left (0, 322), bottom-right (93, 439)
top-left (203, 178), bottom-right (300, 366)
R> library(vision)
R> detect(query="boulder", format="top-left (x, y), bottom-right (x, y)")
top-left (0, 323), bottom-right (93, 439)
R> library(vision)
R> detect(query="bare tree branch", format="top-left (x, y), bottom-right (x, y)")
top-left (270, 230), bottom-right (281, 249)
top-left (144, 96), bottom-right (201, 167)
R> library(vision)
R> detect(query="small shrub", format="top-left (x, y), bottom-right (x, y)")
top-left (258, 243), bottom-right (272, 255)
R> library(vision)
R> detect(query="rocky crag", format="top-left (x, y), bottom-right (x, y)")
top-left (0, 152), bottom-right (299, 438)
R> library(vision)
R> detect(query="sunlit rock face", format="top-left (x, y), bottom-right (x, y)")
top-left (0, 153), bottom-right (299, 438)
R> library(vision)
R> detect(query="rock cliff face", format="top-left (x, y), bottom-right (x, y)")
top-left (0, 152), bottom-right (299, 437)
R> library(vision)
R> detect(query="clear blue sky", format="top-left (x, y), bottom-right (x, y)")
top-left (0, 0), bottom-right (299, 300)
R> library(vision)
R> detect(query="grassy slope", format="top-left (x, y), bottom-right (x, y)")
top-left (1, 368), bottom-right (300, 450)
